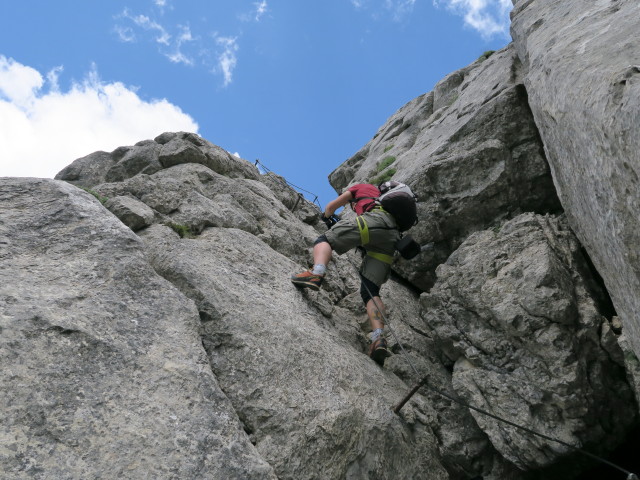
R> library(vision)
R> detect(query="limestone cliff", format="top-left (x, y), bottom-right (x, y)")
top-left (2, 1), bottom-right (640, 479)
top-left (510, 0), bottom-right (640, 360)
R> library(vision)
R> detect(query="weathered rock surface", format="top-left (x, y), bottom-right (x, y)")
top-left (104, 195), bottom-right (156, 231)
top-left (510, 0), bottom-right (640, 359)
top-left (0, 178), bottom-right (275, 479)
top-left (79, 140), bottom-right (451, 478)
top-left (379, 280), bottom-right (524, 480)
top-left (329, 45), bottom-right (561, 291)
top-left (139, 224), bottom-right (448, 480)
top-left (4, 117), bottom-right (639, 479)
top-left (91, 162), bottom-right (321, 267)
top-left (422, 213), bottom-right (636, 469)
top-left (259, 171), bottom-right (322, 226)
top-left (618, 332), bottom-right (640, 409)
top-left (56, 131), bottom-right (260, 189)
top-left (4, 1), bottom-right (640, 477)
top-left (1, 150), bottom-right (452, 479)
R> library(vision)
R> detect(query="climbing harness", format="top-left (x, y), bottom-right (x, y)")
top-left (355, 214), bottom-right (395, 265)
top-left (358, 275), bottom-right (639, 480)
top-left (356, 216), bottom-right (370, 245)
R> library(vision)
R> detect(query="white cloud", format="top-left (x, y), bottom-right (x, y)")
top-left (254, 1), bottom-right (268, 21)
top-left (115, 7), bottom-right (244, 86)
top-left (124, 10), bottom-right (172, 45)
top-left (239, 1), bottom-right (269, 22)
top-left (114, 24), bottom-right (137, 43)
top-left (435, 0), bottom-right (512, 38)
top-left (117, 9), bottom-right (195, 64)
top-left (0, 56), bottom-right (198, 179)
top-left (350, 0), bottom-right (416, 21)
top-left (385, 0), bottom-right (417, 20)
top-left (0, 57), bottom-right (43, 107)
top-left (166, 25), bottom-right (195, 65)
top-left (215, 36), bottom-right (239, 87)
top-left (46, 65), bottom-right (64, 92)
top-left (154, 0), bottom-right (173, 15)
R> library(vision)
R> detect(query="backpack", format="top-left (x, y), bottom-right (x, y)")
top-left (376, 181), bottom-right (419, 232)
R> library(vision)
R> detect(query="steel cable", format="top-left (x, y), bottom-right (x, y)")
top-left (358, 272), bottom-right (638, 480)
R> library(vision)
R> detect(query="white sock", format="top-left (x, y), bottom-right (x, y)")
top-left (312, 264), bottom-right (326, 275)
top-left (371, 328), bottom-right (384, 341)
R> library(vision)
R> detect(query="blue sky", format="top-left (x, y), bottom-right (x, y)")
top-left (0, 0), bottom-right (511, 206)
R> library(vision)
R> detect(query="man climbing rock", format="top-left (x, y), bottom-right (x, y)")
top-left (291, 183), bottom-right (401, 366)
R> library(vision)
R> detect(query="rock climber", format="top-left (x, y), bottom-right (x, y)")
top-left (291, 183), bottom-right (401, 366)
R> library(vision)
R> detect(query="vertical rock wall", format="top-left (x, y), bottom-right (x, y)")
top-left (510, 0), bottom-right (640, 358)
top-left (329, 45), bottom-right (561, 291)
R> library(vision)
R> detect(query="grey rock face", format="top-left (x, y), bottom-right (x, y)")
top-left (5, 123), bottom-right (638, 479)
top-left (139, 224), bottom-right (449, 480)
top-left (104, 195), bottom-right (156, 231)
top-left (55, 131), bottom-right (260, 188)
top-left (159, 136), bottom-right (210, 169)
top-left (422, 213), bottom-right (636, 469)
top-left (618, 332), bottom-right (640, 408)
top-left (92, 163), bottom-right (320, 266)
top-left (54, 150), bottom-right (120, 189)
top-left (62, 139), bottom-right (451, 478)
top-left (330, 45), bottom-right (561, 291)
top-left (378, 281), bottom-right (523, 480)
top-left (510, 0), bottom-right (640, 359)
top-left (7, 0), bottom-right (640, 474)
top-left (0, 178), bottom-right (276, 479)
top-left (259, 171), bottom-right (322, 226)
top-left (104, 141), bottom-right (163, 182)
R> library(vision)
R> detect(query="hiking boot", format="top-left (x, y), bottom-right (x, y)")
top-left (369, 337), bottom-right (391, 366)
top-left (291, 270), bottom-right (324, 291)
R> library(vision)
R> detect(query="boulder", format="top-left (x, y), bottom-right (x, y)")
top-left (104, 195), bottom-right (156, 231)
top-left (104, 141), bottom-right (163, 182)
top-left (158, 136), bottom-right (209, 168)
top-left (54, 150), bottom-right (121, 189)
top-left (422, 213), bottom-right (636, 469)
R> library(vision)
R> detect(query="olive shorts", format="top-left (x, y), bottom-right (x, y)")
top-left (324, 209), bottom-right (400, 286)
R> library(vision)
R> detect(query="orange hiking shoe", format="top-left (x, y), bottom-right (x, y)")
top-left (369, 337), bottom-right (391, 366)
top-left (291, 270), bottom-right (324, 291)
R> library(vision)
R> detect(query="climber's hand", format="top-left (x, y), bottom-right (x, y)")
top-left (321, 214), bottom-right (340, 229)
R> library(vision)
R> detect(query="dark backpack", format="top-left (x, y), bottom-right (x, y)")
top-left (352, 181), bottom-right (421, 259)
top-left (376, 181), bottom-right (419, 232)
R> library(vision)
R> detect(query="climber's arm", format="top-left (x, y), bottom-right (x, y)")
top-left (324, 191), bottom-right (353, 217)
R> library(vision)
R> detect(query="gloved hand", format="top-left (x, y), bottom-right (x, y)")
top-left (321, 214), bottom-right (340, 229)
